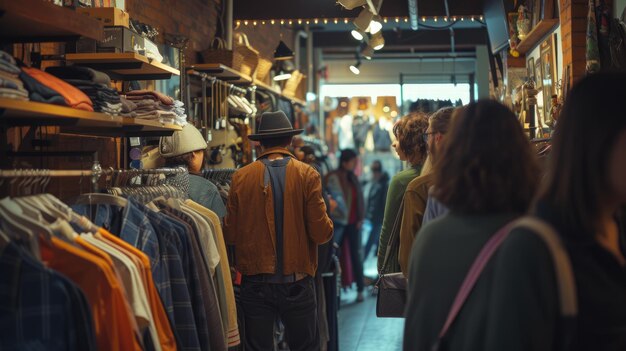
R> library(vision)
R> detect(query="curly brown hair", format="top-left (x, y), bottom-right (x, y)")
top-left (393, 112), bottom-right (429, 165)
top-left (433, 100), bottom-right (539, 214)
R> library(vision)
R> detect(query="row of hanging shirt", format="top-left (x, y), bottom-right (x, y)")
top-left (0, 188), bottom-right (239, 351)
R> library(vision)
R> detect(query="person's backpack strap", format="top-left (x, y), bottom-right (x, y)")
top-left (513, 217), bottom-right (577, 318)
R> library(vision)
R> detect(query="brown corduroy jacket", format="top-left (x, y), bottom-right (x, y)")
top-left (224, 147), bottom-right (334, 277)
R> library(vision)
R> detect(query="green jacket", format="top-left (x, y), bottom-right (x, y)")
top-left (377, 166), bottom-right (421, 273)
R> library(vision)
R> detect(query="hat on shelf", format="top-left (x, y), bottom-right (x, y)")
top-left (159, 124), bottom-right (208, 158)
top-left (248, 111), bottom-right (303, 141)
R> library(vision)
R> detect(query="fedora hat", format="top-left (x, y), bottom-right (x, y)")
top-left (248, 111), bottom-right (303, 141)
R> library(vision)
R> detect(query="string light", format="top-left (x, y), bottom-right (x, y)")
top-left (236, 16), bottom-right (484, 26)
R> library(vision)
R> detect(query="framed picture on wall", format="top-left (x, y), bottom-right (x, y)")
top-left (527, 56), bottom-right (535, 83)
top-left (540, 35), bottom-right (556, 117)
top-left (534, 56), bottom-right (543, 89)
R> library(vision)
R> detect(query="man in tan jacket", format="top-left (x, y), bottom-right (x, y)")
top-left (224, 111), bottom-right (333, 351)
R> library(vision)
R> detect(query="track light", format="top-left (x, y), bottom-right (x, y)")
top-left (337, 0), bottom-right (368, 10)
top-left (274, 40), bottom-right (294, 61)
top-left (354, 8), bottom-right (374, 32)
top-left (369, 16), bottom-right (383, 34)
top-left (361, 45), bottom-right (375, 60)
top-left (370, 32), bottom-right (385, 50)
top-left (351, 29), bottom-right (365, 41)
top-left (349, 62), bottom-right (361, 75)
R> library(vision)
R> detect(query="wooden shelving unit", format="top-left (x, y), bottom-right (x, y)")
top-left (254, 79), bottom-right (306, 106)
top-left (517, 19), bottom-right (560, 54)
top-left (122, 118), bottom-right (181, 137)
top-left (0, 0), bottom-right (104, 43)
top-left (66, 53), bottom-right (180, 80)
top-left (0, 98), bottom-right (180, 137)
top-left (187, 63), bottom-right (253, 85)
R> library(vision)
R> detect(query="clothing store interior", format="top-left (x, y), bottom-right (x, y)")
top-left (2, 0), bottom-right (626, 350)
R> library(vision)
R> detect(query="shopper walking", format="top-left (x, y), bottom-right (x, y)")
top-left (403, 100), bottom-right (539, 351)
top-left (224, 111), bottom-right (333, 351)
top-left (486, 73), bottom-right (626, 351)
top-left (363, 160), bottom-right (389, 260)
top-left (377, 112), bottom-right (429, 274)
top-left (398, 107), bottom-right (454, 275)
top-left (325, 149), bottom-right (366, 302)
top-left (159, 123), bottom-right (227, 217)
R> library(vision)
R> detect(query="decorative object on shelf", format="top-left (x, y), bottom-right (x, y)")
top-left (517, 5), bottom-right (531, 40)
top-left (255, 56), bottom-right (273, 83)
top-left (234, 33), bottom-right (259, 77)
top-left (508, 12), bottom-right (520, 57)
top-left (201, 37), bottom-right (244, 73)
top-left (548, 94), bottom-right (562, 127)
top-left (531, 0), bottom-right (542, 28)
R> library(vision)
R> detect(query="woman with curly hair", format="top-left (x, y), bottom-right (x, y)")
top-left (377, 112), bottom-right (430, 274)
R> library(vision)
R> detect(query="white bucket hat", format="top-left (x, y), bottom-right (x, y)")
top-left (159, 124), bottom-right (208, 158)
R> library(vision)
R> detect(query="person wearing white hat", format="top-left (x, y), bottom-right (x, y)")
top-left (159, 124), bottom-right (226, 218)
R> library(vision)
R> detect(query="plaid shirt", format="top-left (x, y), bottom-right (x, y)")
top-left (145, 209), bottom-right (203, 351)
top-left (0, 243), bottom-right (95, 351)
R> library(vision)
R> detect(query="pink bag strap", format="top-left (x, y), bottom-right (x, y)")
top-left (436, 221), bottom-right (515, 340)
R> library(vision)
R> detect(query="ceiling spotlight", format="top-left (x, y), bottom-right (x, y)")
top-left (337, 0), bottom-right (368, 10)
top-left (369, 15), bottom-right (383, 34)
top-left (349, 62), bottom-right (361, 75)
top-left (354, 8), bottom-right (374, 32)
top-left (361, 45), bottom-right (375, 60)
top-left (274, 70), bottom-right (292, 81)
top-left (274, 40), bottom-right (294, 60)
top-left (370, 31), bottom-right (385, 50)
top-left (351, 29), bottom-right (365, 41)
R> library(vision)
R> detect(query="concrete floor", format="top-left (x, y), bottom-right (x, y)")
top-left (337, 255), bottom-right (404, 351)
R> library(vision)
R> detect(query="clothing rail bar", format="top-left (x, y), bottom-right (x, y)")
top-left (105, 167), bottom-right (187, 175)
top-left (0, 169), bottom-right (96, 177)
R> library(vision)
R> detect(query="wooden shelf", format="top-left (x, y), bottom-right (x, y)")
top-left (187, 63), bottom-right (252, 85)
top-left (0, 0), bottom-right (104, 43)
top-left (66, 53), bottom-right (180, 80)
top-left (0, 98), bottom-right (181, 137)
top-left (517, 19), bottom-right (560, 54)
top-left (122, 118), bottom-right (181, 137)
top-left (254, 79), bottom-right (306, 106)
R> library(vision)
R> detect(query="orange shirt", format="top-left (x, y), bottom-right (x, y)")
top-left (40, 236), bottom-right (141, 351)
top-left (99, 229), bottom-right (178, 351)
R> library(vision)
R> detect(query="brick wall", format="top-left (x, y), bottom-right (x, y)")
top-left (126, 0), bottom-right (220, 64)
top-left (560, 0), bottom-right (588, 88)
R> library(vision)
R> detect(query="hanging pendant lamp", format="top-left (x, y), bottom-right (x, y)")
top-left (274, 40), bottom-right (294, 61)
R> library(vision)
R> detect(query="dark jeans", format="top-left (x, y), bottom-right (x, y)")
top-left (363, 221), bottom-right (383, 260)
top-left (240, 276), bottom-right (319, 351)
top-left (337, 223), bottom-right (365, 293)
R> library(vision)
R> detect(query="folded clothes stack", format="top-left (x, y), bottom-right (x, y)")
top-left (21, 67), bottom-right (93, 111)
top-left (120, 96), bottom-right (138, 118)
top-left (172, 100), bottom-right (188, 126)
top-left (124, 90), bottom-right (178, 124)
top-left (46, 66), bottom-right (122, 116)
top-left (0, 51), bottom-right (29, 101)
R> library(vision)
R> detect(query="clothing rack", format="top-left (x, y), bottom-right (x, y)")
top-left (203, 168), bottom-right (237, 182)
